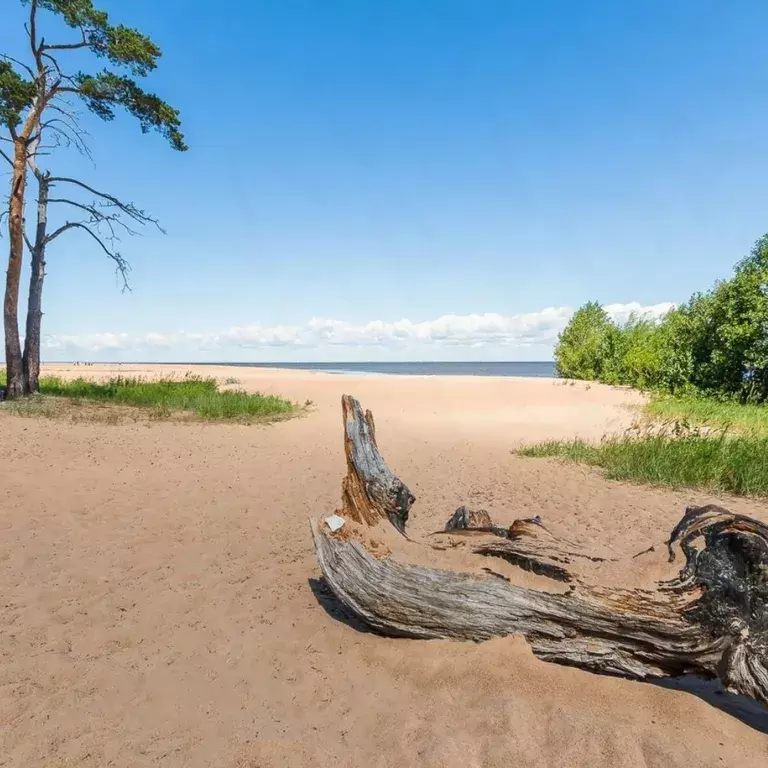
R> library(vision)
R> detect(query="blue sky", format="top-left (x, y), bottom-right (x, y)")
top-left (3, 0), bottom-right (768, 361)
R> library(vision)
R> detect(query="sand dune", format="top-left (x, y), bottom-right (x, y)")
top-left (1, 364), bottom-right (766, 767)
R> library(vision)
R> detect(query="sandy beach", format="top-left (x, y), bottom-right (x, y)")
top-left (2, 364), bottom-right (767, 767)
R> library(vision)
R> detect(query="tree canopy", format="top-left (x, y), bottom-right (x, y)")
top-left (553, 301), bottom-right (613, 382)
top-left (1, 0), bottom-right (186, 150)
top-left (554, 235), bottom-right (768, 402)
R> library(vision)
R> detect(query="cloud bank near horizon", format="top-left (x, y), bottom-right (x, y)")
top-left (41, 301), bottom-right (675, 360)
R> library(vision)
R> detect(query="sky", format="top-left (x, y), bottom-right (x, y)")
top-left (2, 0), bottom-right (768, 362)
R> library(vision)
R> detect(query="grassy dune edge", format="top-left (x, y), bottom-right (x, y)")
top-left (0, 373), bottom-right (297, 422)
top-left (520, 426), bottom-right (768, 497)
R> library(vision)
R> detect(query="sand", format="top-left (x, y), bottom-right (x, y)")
top-left (1, 364), bottom-right (767, 767)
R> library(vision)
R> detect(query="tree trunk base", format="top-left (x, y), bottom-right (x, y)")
top-left (3, 374), bottom-right (26, 400)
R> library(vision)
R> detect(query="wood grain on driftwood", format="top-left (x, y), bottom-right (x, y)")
top-left (339, 395), bottom-right (415, 533)
top-left (311, 396), bottom-right (768, 708)
top-left (434, 510), bottom-right (612, 583)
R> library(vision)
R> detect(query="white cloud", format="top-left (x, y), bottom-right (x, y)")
top-left (41, 301), bottom-right (675, 360)
top-left (604, 301), bottom-right (675, 326)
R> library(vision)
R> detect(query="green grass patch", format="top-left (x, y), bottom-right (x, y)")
top-left (2, 372), bottom-right (297, 422)
top-left (519, 431), bottom-right (768, 496)
top-left (646, 393), bottom-right (768, 435)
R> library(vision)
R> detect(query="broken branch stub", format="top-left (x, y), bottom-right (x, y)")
top-left (445, 506), bottom-right (494, 530)
top-left (339, 395), bottom-right (415, 533)
top-left (314, 397), bottom-right (768, 708)
top-left (434, 509), bottom-right (610, 583)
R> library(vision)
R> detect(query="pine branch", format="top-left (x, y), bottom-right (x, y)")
top-left (29, 0), bottom-right (40, 64)
top-left (0, 53), bottom-right (35, 81)
top-left (41, 25), bottom-right (89, 53)
top-left (43, 41), bottom-right (89, 51)
top-left (38, 117), bottom-right (92, 160)
top-left (47, 197), bottom-right (142, 238)
top-left (46, 220), bottom-right (131, 291)
top-left (40, 53), bottom-right (80, 90)
top-left (48, 176), bottom-right (164, 231)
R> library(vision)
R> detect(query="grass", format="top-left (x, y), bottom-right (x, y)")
top-left (646, 393), bottom-right (768, 435)
top-left (519, 428), bottom-right (768, 496)
top-left (511, 391), bottom-right (768, 496)
top-left (0, 372), bottom-right (297, 423)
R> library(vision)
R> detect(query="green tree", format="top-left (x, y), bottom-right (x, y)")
top-left (554, 301), bottom-right (615, 380)
top-left (680, 235), bottom-right (768, 401)
top-left (602, 315), bottom-right (658, 388)
top-left (554, 304), bottom-right (677, 390)
top-left (1, 0), bottom-right (186, 398)
top-left (648, 307), bottom-right (694, 393)
top-left (554, 235), bottom-right (768, 401)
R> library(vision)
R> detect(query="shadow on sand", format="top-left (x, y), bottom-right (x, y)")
top-left (308, 577), bottom-right (372, 634)
top-left (653, 676), bottom-right (768, 735)
top-left (309, 577), bottom-right (768, 735)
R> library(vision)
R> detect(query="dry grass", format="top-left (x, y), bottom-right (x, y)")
top-left (2, 395), bottom-right (178, 425)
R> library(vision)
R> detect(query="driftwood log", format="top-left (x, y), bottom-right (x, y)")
top-left (312, 396), bottom-right (768, 708)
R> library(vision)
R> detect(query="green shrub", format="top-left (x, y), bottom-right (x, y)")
top-left (554, 301), bottom-right (614, 380)
top-left (553, 233), bottom-right (768, 402)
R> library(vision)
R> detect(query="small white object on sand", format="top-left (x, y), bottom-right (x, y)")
top-left (325, 514), bottom-right (345, 533)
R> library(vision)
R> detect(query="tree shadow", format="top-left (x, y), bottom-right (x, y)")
top-left (308, 577), bottom-right (373, 634)
top-left (652, 675), bottom-right (768, 735)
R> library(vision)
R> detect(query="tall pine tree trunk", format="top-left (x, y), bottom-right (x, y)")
top-left (23, 171), bottom-right (49, 394)
top-left (4, 140), bottom-right (28, 398)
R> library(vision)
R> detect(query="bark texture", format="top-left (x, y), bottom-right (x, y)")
top-left (433, 511), bottom-right (612, 583)
top-left (22, 171), bottom-right (49, 393)
top-left (4, 144), bottom-right (29, 398)
top-left (339, 395), bottom-right (415, 532)
top-left (311, 396), bottom-right (768, 709)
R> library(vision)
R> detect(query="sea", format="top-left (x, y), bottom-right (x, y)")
top-left (205, 361), bottom-right (556, 377)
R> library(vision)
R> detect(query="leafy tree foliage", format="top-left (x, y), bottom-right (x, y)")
top-left (554, 235), bottom-right (768, 402)
top-left (0, 61), bottom-right (36, 129)
top-left (554, 301), bottom-right (613, 381)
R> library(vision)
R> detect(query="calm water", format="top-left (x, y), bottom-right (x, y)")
top-left (208, 361), bottom-right (556, 377)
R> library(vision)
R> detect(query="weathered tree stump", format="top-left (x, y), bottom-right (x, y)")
top-left (338, 395), bottom-right (415, 532)
top-left (311, 396), bottom-right (768, 708)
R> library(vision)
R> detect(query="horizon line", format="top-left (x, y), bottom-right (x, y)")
top-left (42, 359), bottom-right (557, 365)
